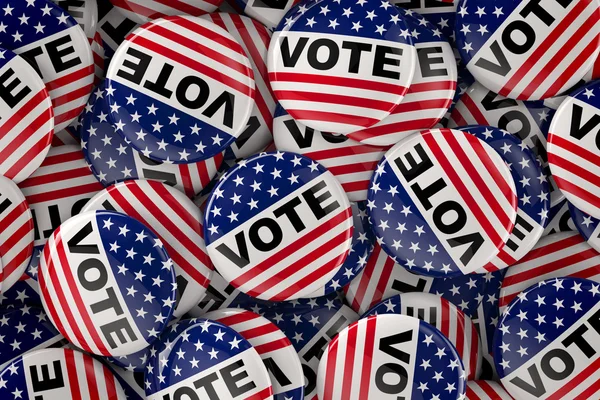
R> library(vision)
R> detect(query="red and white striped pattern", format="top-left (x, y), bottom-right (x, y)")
top-left (91, 32), bottom-right (106, 86)
top-left (18, 146), bottom-right (104, 248)
top-left (467, 0), bottom-right (600, 100)
top-left (0, 176), bottom-right (34, 293)
top-left (499, 231), bottom-right (600, 313)
top-left (81, 180), bottom-right (213, 317)
top-left (111, 0), bottom-right (222, 24)
top-left (0, 55), bottom-right (54, 184)
top-left (173, 152), bottom-right (224, 198)
top-left (466, 381), bottom-right (513, 400)
top-left (268, 32), bottom-right (416, 134)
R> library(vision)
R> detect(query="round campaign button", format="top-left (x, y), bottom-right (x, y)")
top-left (233, 0), bottom-right (297, 29)
top-left (548, 79), bottom-right (600, 218)
top-left (364, 292), bottom-right (482, 380)
top-left (38, 210), bottom-right (176, 356)
top-left (106, 16), bottom-right (256, 163)
top-left (268, 0), bottom-right (417, 134)
top-left (368, 128), bottom-right (518, 276)
top-left (80, 81), bottom-right (224, 198)
top-left (0, 50), bottom-right (53, 183)
top-left (202, 13), bottom-right (276, 161)
top-left (0, 176), bottom-right (34, 294)
top-left (458, 126), bottom-right (550, 272)
top-left (110, 0), bottom-right (223, 24)
top-left (82, 180), bottom-right (214, 317)
top-left (0, 0), bottom-right (94, 131)
top-left (455, 0), bottom-right (600, 100)
top-left (344, 242), bottom-right (487, 316)
top-left (0, 274), bottom-right (42, 308)
top-left (317, 313), bottom-right (466, 400)
top-left (204, 308), bottom-right (304, 400)
top-left (204, 151), bottom-right (353, 301)
top-left (273, 104), bottom-right (389, 201)
top-left (346, 9), bottom-right (457, 146)
top-left (543, 198), bottom-right (576, 236)
top-left (50, 0), bottom-right (99, 40)
top-left (498, 231), bottom-right (600, 315)
top-left (569, 202), bottom-right (600, 254)
top-left (495, 277), bottom-right (600, 399)
top-left (466, 380), bottom-right (512, 400)
top-left (18, 145), bottom-right (104, 250)
top-left (144, 318), bottom-right (273, 399)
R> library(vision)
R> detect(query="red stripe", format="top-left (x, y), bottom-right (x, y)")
top-left (19, 167), bottom-right (97, 188)
top-left (358, 316), bottom-right (377, 399)
top-left (305, 145), bottom-right (386, 161)
top-left (450, 108), bottom-right (468, 127)
top-left (460, 93), bottom-right (489, 125)
top-left (4, 133), bottom-right (53, 180)
top-left (153, 0), bottom-right (217, 14)
top-left (54, 107), bottom-right (85, 127)
top-left (64, 350), bottom-right (82, 400)
top-left (242, 387), bottom-right (273, 400)
top-left (456, 309), bottom-right (467, 378)
top-left (340, 320), bottom-right (357, 400)
top-left (348, 244), bottom-right (382, 312)
top-left (327, 161), bottom-right (379, 175)
top-left (341, 180), bottom-right (370, 193)
top-left (0, 200), bottom-right (29, 235)
top-left (168, 16), bottom-right (246, 57)
top-left (46, 65), bottom-right (94, 92)
top-left (478, 381), bottom-right (504, 399)
top-left (548, 356), bottom-right (600, 400)
top-left (217, 311), bottom-right (257, 326)
top-left (552, 176), bottom-right (600, 212)
top-left (287, 109), bottom-right (380, 128)
top-left (25, 183), bottom-right (104, 204)
top-left (371, 254), bottom-right (395, 306)
top-left (83, 352), bottom-right (100, 400)
top-left (469, 324), bottom-right (479, 382)
top-left (2, 244), bottom-right (33, 282)
top-left (323, 334), bottom-right (339, 400)
top-left (52, 84), bottom-right (94, 108)
top-left (237, 322), bottom-right (279, 340)
top-left (348, 118), bottom-right (440, 142)
top-left (441, 298), bottom-right (450, 339)
top-left (0, 220), bottom-right (33, 278)
top-left (177, 165), bottom-right (194, 199)
top-left (466, 386), bottom-right (482, 400)
top-left (40, 150), bottom-right (83, 167)
top-left (391, 97), bottom-right (454, 114)
top-left (406, 80), bottom-right (457, 94)
top-left (39, 242), bottom-right (69, 343)
top-left (0, 89), bottom-right (49, 141)
top-left (254, 337), bottom-right (290, 354)
top-left (103, 363), bottom-right (118, 399)
top-left (0, 108), bottom-right (51, 164)
top-left (516, 233), bottom-right (584, 264)
top-left (112, 0), bottom-right (166, 18)
top-left (574, 372), bottom-right (600, 399)
top-left (549, 133), bottom-right (600, 176)
top-left (276, 90), bottom-right (396, 112)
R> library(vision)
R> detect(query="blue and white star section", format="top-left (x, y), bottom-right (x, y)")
top-left (143, 318), bottom-right (274, 400)
top-left (50, 0), bottom-right (98, 40)
top-left (347, 9), bottom-right (457, 146)
top-left (363, 292), bottom-right (482, 381)
top-left (317, 313), bottom-right (466, 400)
top-left (455, 0), bottom-right (600, 101)
top-left (105, 16), bottom-right (256, 163)
top-left (0, 0), bottom-right (94, 131)
top-left (395, 1), bottom-right (457, 42)
top-left (0, 348), bottom-right (127, 399)
top-left (0, 274), bottom-right (42, 308)
top-left (204, 151), bottom-right (353, 301)
top-left (568, 203), bottom-right (600, 255)
top-left (495, 277), bottom-right (600, 399)
top-left (268, 0), bottom-right (417, 134)
top-left (368, 128), bottom-right (518, 277)
top-left (548, 79), bottom-right (600, 219)
top-left (204, 309), bottom-right (305, 400)
top-left (38, 210), bottom-right (177, 357)
top-left (458, 126), bottom-right (550, 273)
top-left (543, 198), bottom-right (575, 236)
top-left (498, 231), bottom-right (600, 315)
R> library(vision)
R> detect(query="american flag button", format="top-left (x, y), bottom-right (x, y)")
top-left (80, 80), bottom-right (224, 198)
top-left (81, 180), bottom-right (214, 318)
top-left (0, 49), bottom-right (53, 183)
top-left (346, 9), bottom-right (457, 146)
top-left (0, 0), bottom-right (95, 132)
top-left (317, 313), bottom-right (466, 400)
top-left (344, 242), bottom-right (487, 316)
top-left (273, 104), bottom-right (389, 202)
top-left (455, 0), bottom-right (600, 101)
top-left (267, 0), bottom-right (417, 135)
top-left (143, 318), bottom-right (274, 399)
top-left (0, 273), bottom-right (42, 308)
top-left (38, 209), bottom-right (177, 356)
top-left (204, 151), bottom-right (353, 301)
top-left (233, 0), bottom-right (298, 29)
top-left (395, 0), bottom-right (458, 42)
top-left (569, 202), bottom-right (600, 255)
top-left (0, 176), bottom-right (35, 294)
top-left (495, 277), bottom-right (600, 399)
top-left (498, 231), bottom-right (600, 315)
top-left (105, 15), bottom-right (256, 164)
top-left (363, 292), bottom-right (483, 381)
top-left (203, 308), bottom-right (305, 400)
top-left (466, 380), bottom-right (512, 400)
top-left (110, 0), bottom-right (223, 24)
top-left (548, 80), bottom-right (600, 218)
top-left (458, 125), bottom-right (550, 273)
top-left (543, 198), bottom-right (575, 236)
top-left (368, 128), bottom-right (518, 276)
top-left (0, 348), bottom-right (128, 399)
top-left (50, 0), bottom-right (98, 40)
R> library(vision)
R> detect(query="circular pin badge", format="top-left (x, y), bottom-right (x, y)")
top-left (455, 0), bottom-right (600, 100)
top-left (82, 180), bottom-right (213, 317)
top-left (0, 306), bottom-right (65, 371)
top-left (364, 292), bottom-right (482, 381)
top-left (110, 0), bottom-right (223, 24)
top-left (548, 79), bottom-right (600, 218)
top-left (346, 9), bottom-right (457, 146)
top-left (81, 81), bottom-right (224, 198)
top-left (0, 348), bottom-right (128, 399)
top-left (0, 50), bottom-right (53, 183)
top-left (466, 380), bottom-right (512, 400)
top-left (204, 151), bottom-right (353, 301)
top-left (204, 308), bottom-right (304, 400)
top-left (144, 318), bottom-right (273, 399)
top-left (50, 0), bottom-right (99, 40)
top-left (498, 231), bottom-right (600, 315)
top-left (317, 313), bottom-right (466, 400)
top-left (368, 128), bottom-right (518, 276)
top-left (543, 198), bottom-right (576, 236)
top-left (458, 126), bottom-right (550, 272)
top-left (0, 0), bottom-right (94, 131)
top-left (105, 16), bottom-right (255, 163)
top-left (344, 242), bottom-right (487, 316)
top-left (38, 210), bottom-right (176, 356)
top-left (268, 0), bottom-right (417, 134)
top-left (18, 145), bottom-right (104, 250)
top-left (568, 202), bottom-right (600, 255)
top-left (233, 0), bottom-right (297, 29)
top-left (0, 176), bottom-right (34, 294)
top-left (273, 105), bottom-right (389, 201)
top-left (202, 13), bottom-right (276, 161)
top-left (495, 277), bottom-right (600, 399)
top-left (0, 274), bottom-right (41, 308)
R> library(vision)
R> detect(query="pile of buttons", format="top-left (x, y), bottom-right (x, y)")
top-left (0, 0), bottom-right (599, 398)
